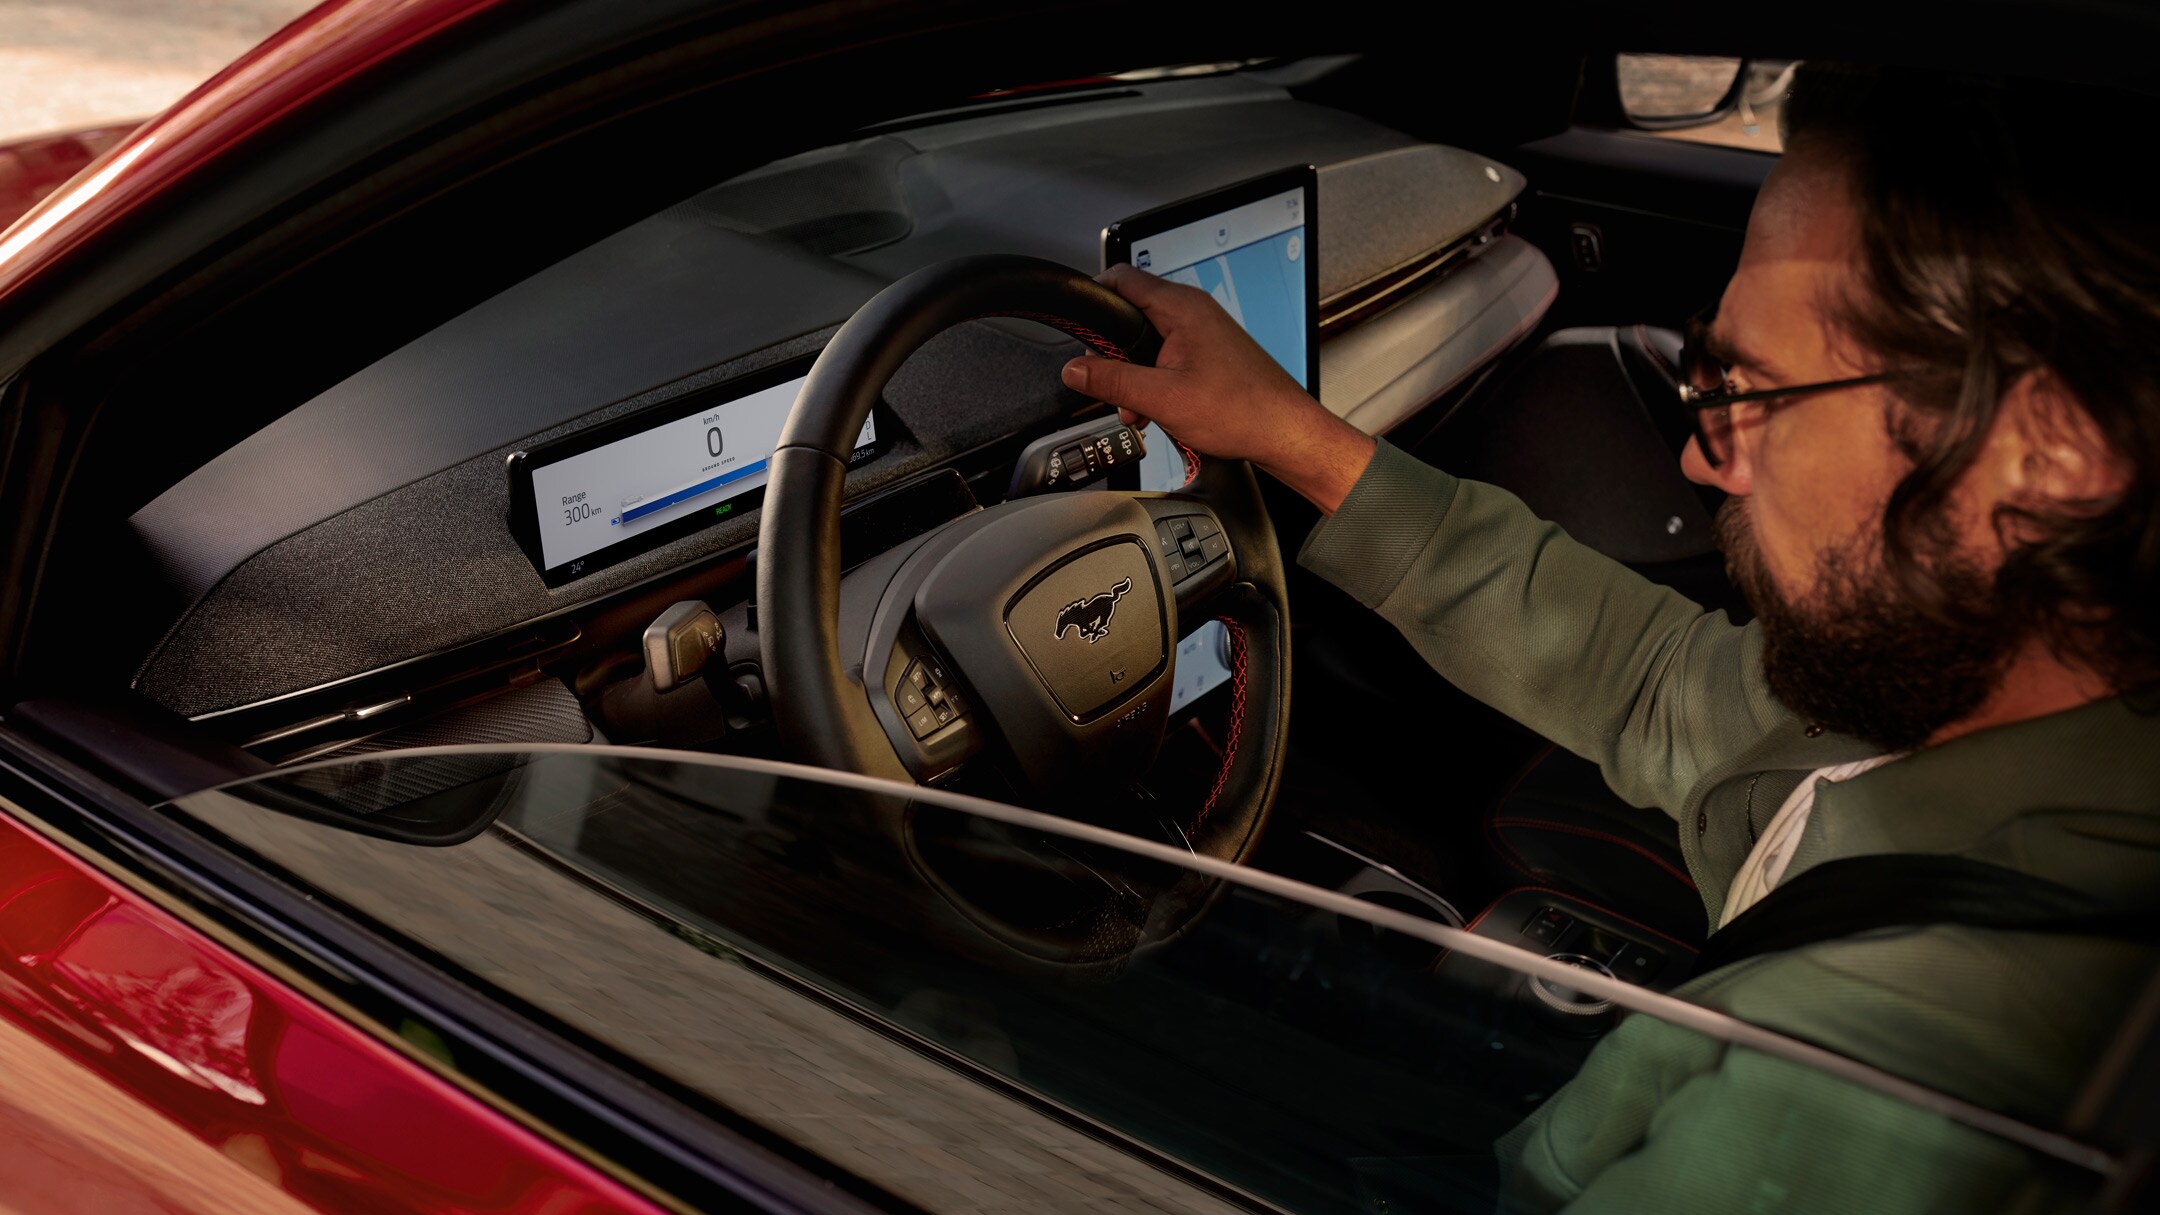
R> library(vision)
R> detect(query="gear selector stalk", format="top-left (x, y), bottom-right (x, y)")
top-left (645, 601), bottom-right (725, 693)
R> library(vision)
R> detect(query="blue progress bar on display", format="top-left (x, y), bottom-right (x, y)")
top-left (614, 459), bottom-right (768, 525)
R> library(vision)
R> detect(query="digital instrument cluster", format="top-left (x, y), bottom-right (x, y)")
top-left (508, 358), bottom-right (877, 585)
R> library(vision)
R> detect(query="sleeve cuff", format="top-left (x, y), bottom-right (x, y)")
top-left (1295, 439), bottom-right (1460, 610)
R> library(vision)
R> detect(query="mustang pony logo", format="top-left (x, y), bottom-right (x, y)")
top-left (1055, 577), bottom-right (1133, 644)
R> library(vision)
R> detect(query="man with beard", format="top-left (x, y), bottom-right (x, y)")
top-left (1059, 63), bottom-right (2158, 1211)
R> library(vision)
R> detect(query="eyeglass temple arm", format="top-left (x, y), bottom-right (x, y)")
top-left (1679, 371), bottom-right (1900, 409)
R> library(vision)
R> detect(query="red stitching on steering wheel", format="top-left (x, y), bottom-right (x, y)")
top-left (1009, 309), bottom-right (1205, 487)
top-left (1010, 311), bottom-right (1130, 362)
top-left (1193, 617), bottom-right (1248, 829)
top-left (1173, 438), bottom-right (1201, 487)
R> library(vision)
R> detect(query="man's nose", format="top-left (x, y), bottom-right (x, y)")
top-left (1680, 434), bottom-right (1751, 495)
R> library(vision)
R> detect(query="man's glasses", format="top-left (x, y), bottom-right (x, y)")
top-left (1679, 306), bottom-right (1901, 467)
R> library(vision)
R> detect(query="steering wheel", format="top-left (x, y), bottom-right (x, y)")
top-left (757, 254), bottom-right (1291, 963)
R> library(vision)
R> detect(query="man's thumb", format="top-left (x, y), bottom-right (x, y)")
top-left (1061, 355), bottom-right (1169, 410)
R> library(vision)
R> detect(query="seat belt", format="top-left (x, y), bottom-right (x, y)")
top-left (1695, 853), bottom-right (2160, 974)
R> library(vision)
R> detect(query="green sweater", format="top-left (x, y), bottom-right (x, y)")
top-left (1297, 440), bottom-right (2160, 1214)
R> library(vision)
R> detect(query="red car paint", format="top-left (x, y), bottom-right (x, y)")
top-left (0, 5), bottom-right (692, 1207)
top-left (0, 0), bottom-right (513, 307)
top-left (0, 123), bottom-right (137, 235)
top-left (0, 801), bottom-right (668, 1214)
top-left (0, 6), bottom-right (670, 1205)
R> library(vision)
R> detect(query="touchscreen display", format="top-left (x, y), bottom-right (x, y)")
top-left (1128, 185), bottom-right (1309, 387)
top-left (517, 369), bottom-right (874, 583)
top-left (1107, 169), bottom-right (1315, 714)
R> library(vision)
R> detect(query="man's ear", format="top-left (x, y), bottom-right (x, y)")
top-left (1999, 371), bottom-right (2128, 511)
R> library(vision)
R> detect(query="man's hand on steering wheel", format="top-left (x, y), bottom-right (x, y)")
top-left (1060, 263), bottom-right (1377, 514)
top-left (755, 254), bottom-right (1301, 962)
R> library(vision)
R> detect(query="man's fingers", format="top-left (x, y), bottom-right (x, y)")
top-left (1098, 262), bottom-right (1166, 298)
top-left (1062, 355), bottom-right (1176, 413)
top-left (1097, 263), bottom-right (1204, 327)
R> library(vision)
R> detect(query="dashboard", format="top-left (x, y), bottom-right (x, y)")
top-left (123, 72), bottom-right (1556, 751)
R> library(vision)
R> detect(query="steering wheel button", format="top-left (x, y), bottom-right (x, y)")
top-left (905, 662), bottom-right (929, 690)
top-left (1164, 550), bottom-right (1190, 582)
top-left (926, 684), bottom-right (946, 706)
top-left (906, 704), bottom-right (941, 738)
top-left (1171, 518), bottom-right (1195, 539)
top-left (1179, 537), bottom-right (1203, 560)
top-left (1198, 533), bottom-right (1230, 564)
top-left (1189, 515), bottom-right (1221, 540)
top-left (896, 681), bottom-right (928, 714)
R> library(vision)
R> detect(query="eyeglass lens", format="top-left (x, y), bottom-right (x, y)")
top-left (1683, 308), bottom-right (1735, 467)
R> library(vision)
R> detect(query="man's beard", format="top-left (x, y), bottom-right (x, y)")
top-left (1713, 498), bottom-right (2017, 752)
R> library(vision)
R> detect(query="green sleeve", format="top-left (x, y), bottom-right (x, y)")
top-left (1496, 1020), bottom-right (2041, 1215)
top-left (1296, 439), bottom-right (1792, 816)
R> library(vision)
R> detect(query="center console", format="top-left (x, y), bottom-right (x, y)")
top-left (1457, 887), bottom-right (1697, 994)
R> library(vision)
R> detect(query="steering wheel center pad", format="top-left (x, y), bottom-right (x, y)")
top-left (913, 494), bottom-right (1174, 797)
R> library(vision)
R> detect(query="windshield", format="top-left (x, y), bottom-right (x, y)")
top-left (167, 747), bottom-right (2114, 1214)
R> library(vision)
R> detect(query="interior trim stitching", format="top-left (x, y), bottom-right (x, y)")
top-left (1482, 803), bottom-right (1547, 884)
top-left (1480, 742), bottom-right (1558, 882)
top-left (1192, 616), bottom-right (1248, 828)
top-left (1491, 816), bottom-right (1700, 891)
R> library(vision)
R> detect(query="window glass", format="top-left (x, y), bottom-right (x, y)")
top-left (1616, 54), bottom-right (1800, 153)
top-left (169, 747), bottom-right (2110, 1214)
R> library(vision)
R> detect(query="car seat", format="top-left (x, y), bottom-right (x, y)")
top-left (1421, 324), bottom-right (1740, 944)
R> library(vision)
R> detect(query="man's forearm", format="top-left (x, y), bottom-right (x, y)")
top-left (1257, 408), bottom-right (1377, 516)
top-left (1296, 440), bottom-right (1790, 815)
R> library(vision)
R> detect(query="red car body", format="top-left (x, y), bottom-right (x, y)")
top-left (0, 807), bottom-right (661, 1213)
top-left (0, 4), bottom-right (665, 1210)
top-left (0, 124), bottom-right (136, 235)
top-left (0, 0), bottom-right (509, 305)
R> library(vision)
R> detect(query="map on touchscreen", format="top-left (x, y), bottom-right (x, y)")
top-left (1155, 234), bottom-right (1306, 383)
top-left (1130, 184), bottom-right (1307, 387)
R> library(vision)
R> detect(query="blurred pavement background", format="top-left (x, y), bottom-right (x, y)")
top-left (0, 0), bottom-right (316, 144)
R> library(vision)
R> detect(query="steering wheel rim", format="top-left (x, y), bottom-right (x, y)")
top-left (757, 254), bottom-right (1293, 963)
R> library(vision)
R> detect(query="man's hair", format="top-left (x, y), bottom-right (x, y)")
top-left (1783, 63), bottom-right (2160, 687)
